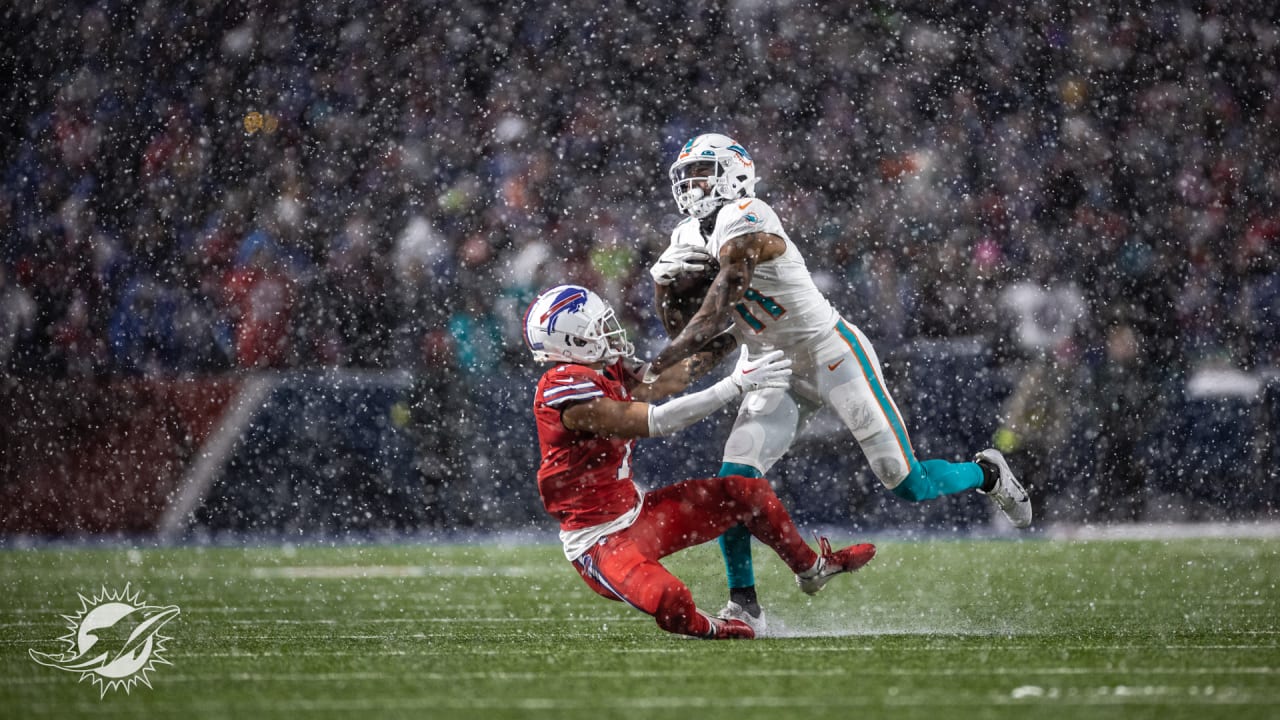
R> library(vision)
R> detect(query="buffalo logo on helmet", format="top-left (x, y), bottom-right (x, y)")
top-left (523, 286), bottom-right (589, 352)
top-left (539, 287), bottom-right (589, 332)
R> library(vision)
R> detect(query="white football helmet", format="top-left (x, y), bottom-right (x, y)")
top-left (523, 285), bottom-right (634, 364)
top-left (669, 133), bottom-right (759, 219)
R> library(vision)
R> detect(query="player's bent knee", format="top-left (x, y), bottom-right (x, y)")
top-left (721, 474), bottom-right (773, 507)
top-left (871, 456), bottom-right (910, 490)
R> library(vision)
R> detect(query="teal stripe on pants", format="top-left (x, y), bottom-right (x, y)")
top-left (835, 320), bottom-right (916, 467)
top-left (833, 322), bottom-right (985, 502)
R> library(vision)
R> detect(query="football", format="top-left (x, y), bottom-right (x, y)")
top-left (659, 260), bottom-right (719, 334)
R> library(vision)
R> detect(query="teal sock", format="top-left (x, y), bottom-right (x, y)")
top-left (717, 462), bottom-right (761, 591)
top-left (891, 459), bottom-right (984, 502)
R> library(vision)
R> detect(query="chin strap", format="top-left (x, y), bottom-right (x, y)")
top-left (638, 362), bottom-right (660, 385)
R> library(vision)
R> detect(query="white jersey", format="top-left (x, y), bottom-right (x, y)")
top-left (665, 198), bottom-right (837, 352)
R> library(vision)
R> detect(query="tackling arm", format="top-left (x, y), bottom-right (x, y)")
top-left (627, 358), bottom-right (695, 402)
top-left (562, 349), bottom-right (792, 439)
top-left (561, 397), bottom-right (655, 439)
top-left (628, 335), bottom-right (740, 404)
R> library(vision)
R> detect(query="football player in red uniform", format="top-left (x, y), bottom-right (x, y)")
top-left (525, 285), bottom-right (875, 639)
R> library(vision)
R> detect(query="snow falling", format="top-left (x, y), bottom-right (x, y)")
top-left (1, 1), bottom-right (1277, 540)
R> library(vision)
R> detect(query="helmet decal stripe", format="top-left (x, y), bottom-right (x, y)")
top-left (539, 287), bottom-right (589, 332)
top-left (524, 285), bottom-right (630, 364)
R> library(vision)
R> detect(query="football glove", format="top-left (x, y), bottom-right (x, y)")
top-left (650, 244), bottom-right (712, 285)
top-left (728, 348), bottom-right (792, 394)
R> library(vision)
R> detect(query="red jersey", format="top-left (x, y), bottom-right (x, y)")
top-left (533, 360), bottom-right (640, 531)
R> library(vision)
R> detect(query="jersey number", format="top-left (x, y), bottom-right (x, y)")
top-left (734, 288), bottom-right (785, 332)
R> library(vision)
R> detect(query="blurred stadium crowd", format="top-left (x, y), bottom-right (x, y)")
top-left (2, 1), bottom-right (1278, 525)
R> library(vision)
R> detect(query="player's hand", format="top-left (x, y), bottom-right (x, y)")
top-left (650, 244), bottom-right (712, 285)
top-left (729, 348), bottom-right (791, 394)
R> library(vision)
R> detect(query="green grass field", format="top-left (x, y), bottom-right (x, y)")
top-left (3, 536), bottom-right (1278, 719)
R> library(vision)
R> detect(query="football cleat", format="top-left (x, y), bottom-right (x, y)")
top-left (795, 537), bottom-right (876, 595)
top-left (704, 614), bottom-right (756, 640)
top-left (717, 601), bottom-right (767, 637)
top-left (975, 448), bottom-right (1032, 528)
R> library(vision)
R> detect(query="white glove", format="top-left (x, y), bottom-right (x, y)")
top-left (650, 244), bottom-right (712, 285)
top-left (728, 348), bottom-right (792, 394)
top-left (648, 348), bottom-right (791, 436)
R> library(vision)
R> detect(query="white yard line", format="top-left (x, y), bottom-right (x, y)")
top-left (247, 565), bottom-right (538, 578)
top-left (20, 692), bottom-right (1278, 713)
top-left (6, 666), bottom-right (1278, 686)
top-left (1044, 521), bottom-right (1280, 540)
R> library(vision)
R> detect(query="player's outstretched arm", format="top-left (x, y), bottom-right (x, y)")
top-left (686, 331), bottom-right (740, 380)
top-left (561, 396), bottom-right (654, 438)
top-left (564, 349), bottom-right (791, 439)
top-left (628, 358), bottom-right (695, 401)
top-left (629, 331), bottom-right (739, 403)
top-left (648, 232), bottom-right (785, 377)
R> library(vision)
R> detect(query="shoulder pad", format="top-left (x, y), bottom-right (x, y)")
top-left (714, 198), bottom-right (774, 238)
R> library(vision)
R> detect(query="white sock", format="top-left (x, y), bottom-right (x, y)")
top-left (798, 557), bottom-right (824, 578)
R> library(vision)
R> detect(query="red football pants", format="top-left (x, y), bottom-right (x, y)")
top-left (571, 475), bottom-right (818, 637)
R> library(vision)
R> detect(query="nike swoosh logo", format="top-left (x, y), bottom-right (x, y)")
top-left (737, 201), bottom-right (752, 210)
top-left (827, 359), bottom-right (845, 372)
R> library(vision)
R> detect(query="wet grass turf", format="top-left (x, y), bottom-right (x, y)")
top-left (2, 537), bottom-right (1278, 719)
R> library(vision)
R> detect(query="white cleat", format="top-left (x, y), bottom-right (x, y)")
top-left (717, 601), bottom-right (767, 637)
top-left (975, 448), bottom-right (1032, 528)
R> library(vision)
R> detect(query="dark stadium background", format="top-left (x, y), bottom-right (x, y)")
top-left (1, 1), bottom-right (1277, 540)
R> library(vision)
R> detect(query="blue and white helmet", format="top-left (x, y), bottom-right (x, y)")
top-left (669, 133), bottom-right (759, 219)
top-left (523, 285), bottom-right (634, 364)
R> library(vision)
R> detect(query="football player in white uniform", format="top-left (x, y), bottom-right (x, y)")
top-left (644, 133), bottom-right (1032, 635)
